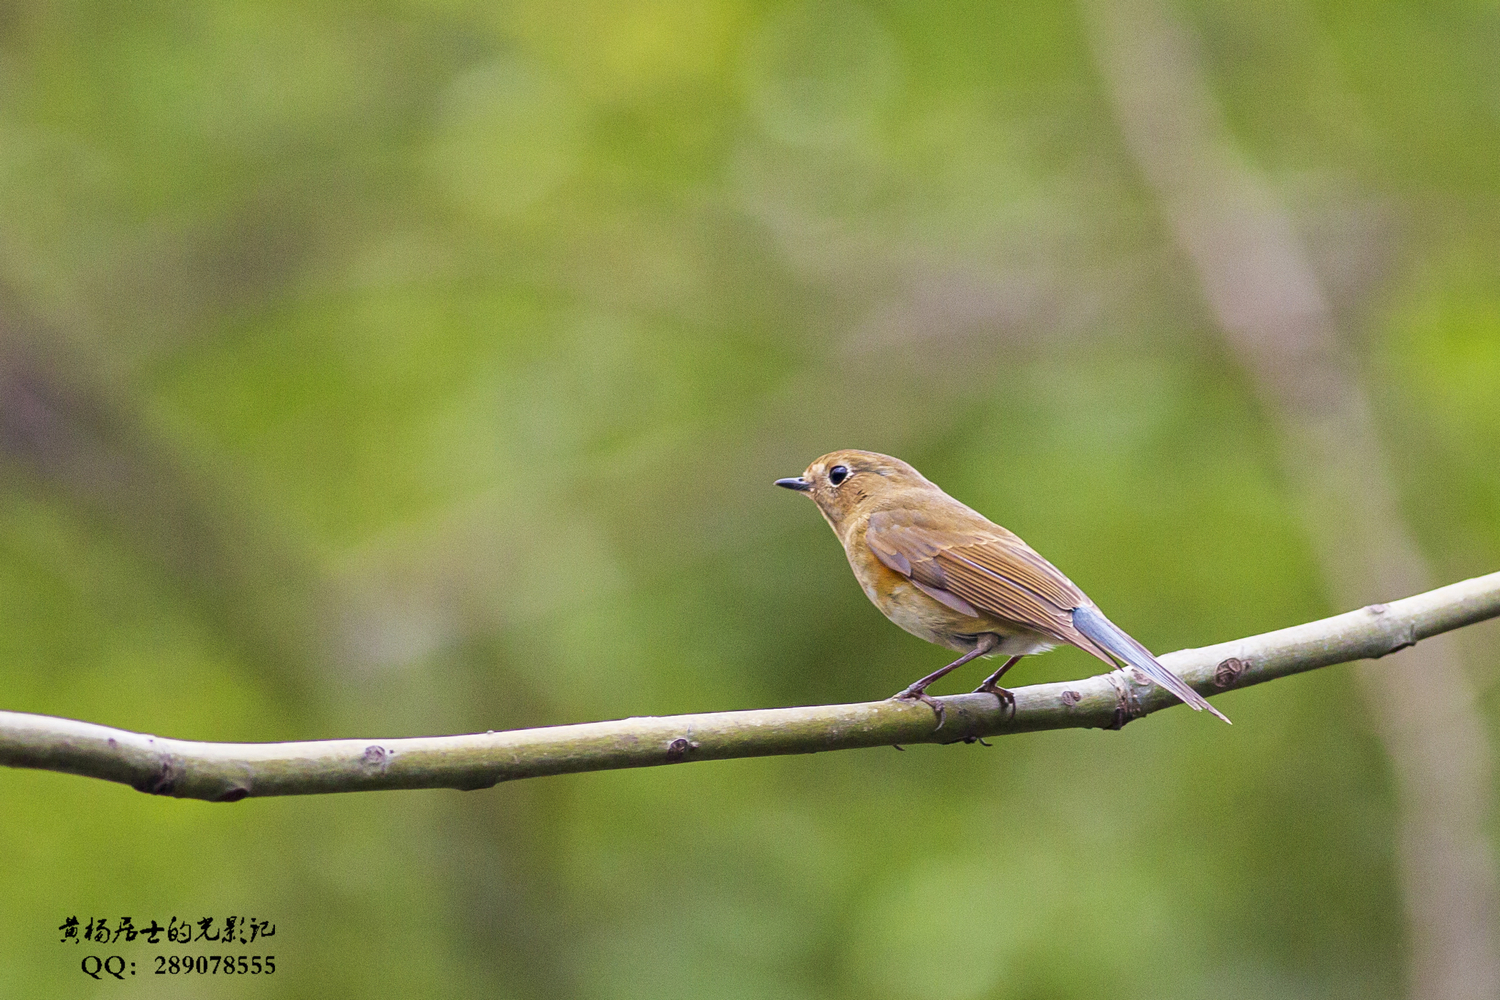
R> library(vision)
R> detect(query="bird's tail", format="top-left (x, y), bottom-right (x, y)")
top-left (1072, 606), bottom-right (1231, 724)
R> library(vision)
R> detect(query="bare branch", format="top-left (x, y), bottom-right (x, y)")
top-left (1081, 1), bottom-right (1500, 995)
top-left (3, 571), bottom-right (1499, 801)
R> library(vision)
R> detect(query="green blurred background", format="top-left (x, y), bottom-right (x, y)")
top-left (2, 0), bottom-right (1499, 997)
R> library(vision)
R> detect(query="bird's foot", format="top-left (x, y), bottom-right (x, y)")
top-left (892, 686), bottom-right (946, 729)
top-left (973, 680), bottom-right (1016, 717)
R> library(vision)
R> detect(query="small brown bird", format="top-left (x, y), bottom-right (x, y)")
top-left (777, 450), bottom-right (1229, 724)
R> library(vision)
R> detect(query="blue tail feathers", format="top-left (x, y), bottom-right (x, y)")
top-left (1072, 606), bottom-right (1231, 724)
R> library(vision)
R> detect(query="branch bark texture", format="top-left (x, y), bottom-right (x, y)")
top-left (3, 571), bottom-right (1498, 802)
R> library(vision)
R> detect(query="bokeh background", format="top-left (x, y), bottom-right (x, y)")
top-left (3, 0), bottom-right (1500, 997)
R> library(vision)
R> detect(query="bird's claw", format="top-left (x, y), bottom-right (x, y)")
top-left (893, 688), bottom-right (946, 730)
top-left (974, 681), bottom-right (1016, 718)
top-left (939, 735), bottom-right (993, 746)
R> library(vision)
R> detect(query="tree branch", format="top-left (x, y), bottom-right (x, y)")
top-left (4, 571), bottom-right (1499, 801)
top-left (1081, 4), bottom-right (1500, 994)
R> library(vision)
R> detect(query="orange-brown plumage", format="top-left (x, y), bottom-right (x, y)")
top-left (776, 449), bottom-right (1228, 723)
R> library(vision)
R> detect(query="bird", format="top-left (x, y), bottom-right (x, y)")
top-left (776, 449), bottom-right (1229, 725)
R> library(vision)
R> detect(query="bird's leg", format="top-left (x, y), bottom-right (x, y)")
top-left (974, 655), bottom-right (1023, 716)
top-left (893, 634), bottom-right (1000, 728)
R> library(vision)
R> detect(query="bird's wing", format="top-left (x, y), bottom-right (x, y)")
top-left (864, 508), bottom-right (1114, 663)
top-left (866, 506), bottom-right (1229, 721)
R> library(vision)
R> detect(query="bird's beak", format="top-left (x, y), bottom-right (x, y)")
top-left (775, 477), bottom-right (812, 492)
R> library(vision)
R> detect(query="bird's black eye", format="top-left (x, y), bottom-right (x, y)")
top-left (828, 465), bottom-right (849, 486)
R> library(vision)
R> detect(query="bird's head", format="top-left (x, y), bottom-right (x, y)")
top-left (775, 450), bottom-right (932, 535)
